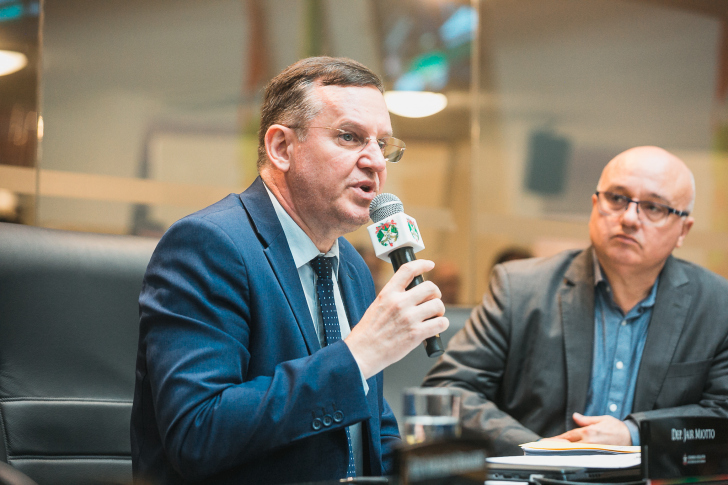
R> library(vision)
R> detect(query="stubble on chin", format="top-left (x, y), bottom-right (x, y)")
top-left (337, 208), bottom-right (370, 233)
top-left (352, 213), bottom-right (370, 229)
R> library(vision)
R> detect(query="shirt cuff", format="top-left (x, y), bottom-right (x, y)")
top-left (360, 370), bottom-right (369, 395)
top-left (624, 418), bottom-right (640, 446)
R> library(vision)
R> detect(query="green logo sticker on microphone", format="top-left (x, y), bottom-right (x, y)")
top-left (376, 220), bottom-right (399, 247)
top-left (407, 218), bottom-right (420, 242)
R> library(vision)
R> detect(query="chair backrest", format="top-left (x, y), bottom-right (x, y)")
top-left (0, 223), bottom-right (157, 485)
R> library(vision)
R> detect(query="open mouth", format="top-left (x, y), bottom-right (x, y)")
top-left (351, 180), bottom-right (377, 200)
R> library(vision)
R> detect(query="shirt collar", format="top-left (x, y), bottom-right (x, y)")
top-left (264, 182), bottom-right (339, 274)
top-left (592, 251), bottom-right (606, 287)
top-left (642, 276), bottom-right (659, 309)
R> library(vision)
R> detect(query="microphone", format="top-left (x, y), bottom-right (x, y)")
top-left (367, 193), bottom-right (444, 358)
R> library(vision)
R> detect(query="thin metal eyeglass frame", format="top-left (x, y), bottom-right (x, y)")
top-left (302, 126), bottom-right (406, 163)
top-left (595, 191), bottom-right (690, 225)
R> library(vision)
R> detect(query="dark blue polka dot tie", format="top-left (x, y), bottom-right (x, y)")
top-left (310, 255), bottom-right (356, 478)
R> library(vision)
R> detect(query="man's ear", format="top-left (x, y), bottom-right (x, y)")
top-left (674, 216), bottom-right (694, 248)
top-left (264, 124), bottom-right (296, 172)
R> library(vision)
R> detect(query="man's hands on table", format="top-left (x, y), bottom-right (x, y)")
top-left (546, 413), bottom-right (632, 445)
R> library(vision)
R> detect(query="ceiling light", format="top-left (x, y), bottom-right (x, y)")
top-left (384, 91), bottom-right (448, 118)
top-left (0, 50), bottom-right (27, 76)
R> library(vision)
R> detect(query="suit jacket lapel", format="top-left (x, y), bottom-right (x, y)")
top-left (337, 250), bottom-right (368, 329)
top-left (633, 256), bottom-right (692, 411)
top-left (561, 248), bottom-right (596, 428)
top-left (239, 177), bottom-right (320, 355)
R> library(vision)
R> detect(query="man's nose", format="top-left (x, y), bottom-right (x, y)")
top-left (359, 139), bottom-right (386, 172)
top-left (621, 200), bottom-right (641, 224)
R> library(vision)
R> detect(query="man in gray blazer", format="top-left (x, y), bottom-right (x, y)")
top-left (423, 146), bottom-right (728, 456)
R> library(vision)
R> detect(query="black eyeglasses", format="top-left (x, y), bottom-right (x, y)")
top-left (595, 191), bottom-right (690, 226)
top-left (299, 126), bottom-right (406, 163)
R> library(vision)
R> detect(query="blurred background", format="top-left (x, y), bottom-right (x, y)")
top-left (2, 0), bottom-right (728, 306)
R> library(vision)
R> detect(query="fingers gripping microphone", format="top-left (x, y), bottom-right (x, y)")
top-left (367, 193), bottom-right (444, 358)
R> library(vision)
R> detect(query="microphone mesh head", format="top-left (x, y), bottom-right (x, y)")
top-left (369, 193), bottom-right (403, 222)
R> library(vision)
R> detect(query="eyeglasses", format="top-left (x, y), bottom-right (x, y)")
top-left (303, 126), bottom-right (406, 163)
top-left (595, 191), bottom-right (690, 226)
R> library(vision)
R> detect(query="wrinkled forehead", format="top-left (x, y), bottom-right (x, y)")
top-left (311, 84), bottom-right (391, 130)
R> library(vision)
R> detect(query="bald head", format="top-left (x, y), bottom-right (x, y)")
top-left (597, 146), bottom-right (695, 213)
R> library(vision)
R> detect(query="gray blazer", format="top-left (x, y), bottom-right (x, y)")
top-left (423, 247), bottom-right (728, 456)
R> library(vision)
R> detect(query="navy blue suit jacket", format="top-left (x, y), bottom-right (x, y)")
top-left (131, 177), bottom-right (401, 484)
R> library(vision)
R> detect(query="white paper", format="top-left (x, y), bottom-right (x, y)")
top-left (487, 453), bottom-right (642, 469)
top-left (520, 440), bottom-right (640, 454)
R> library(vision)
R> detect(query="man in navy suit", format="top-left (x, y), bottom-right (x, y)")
top-left (131, 57), bottom-right (448, 484)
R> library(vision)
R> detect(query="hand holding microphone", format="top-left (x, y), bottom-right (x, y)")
top-left (344, 193), bottom-right (448, 379)
top-left (367, 193), bottom-right (445, 358)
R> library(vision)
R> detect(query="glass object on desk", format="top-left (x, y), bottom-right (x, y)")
top-left (403, 387), bottom-right (462, 444)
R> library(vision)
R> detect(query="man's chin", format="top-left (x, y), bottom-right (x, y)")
top-left (604, 247), bottom-right (644, 267)
top-left (351, 213), bottom-right (373, 232)
top-left (347, 213), bottom-right (371, 230)
top-left (343, 202), bottom-right (372, 225)
top-left (326, 206), bottom-right (370, 236)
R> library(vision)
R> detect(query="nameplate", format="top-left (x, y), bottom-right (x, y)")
top-left (640, 416), bottom-right (728, 481)
top-left (394, 439), bottom-right (487, 484)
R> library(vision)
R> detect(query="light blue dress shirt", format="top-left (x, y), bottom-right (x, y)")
top-left (585, 255), bottom-right (658, 445)
top-left (265, 184), bottom-right (366, 475)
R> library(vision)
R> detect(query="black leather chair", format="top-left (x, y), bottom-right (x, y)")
top-left (0, 223), bottom-right (157, 484)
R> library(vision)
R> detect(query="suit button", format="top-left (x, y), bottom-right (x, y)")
top-left (323, 414), bottom-right (333, 427)
top-left (312, 418), bottom-right (322, 430)
top-left (333, 411), bottom-right (344, 423)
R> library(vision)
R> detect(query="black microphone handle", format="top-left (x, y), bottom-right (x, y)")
top-left (388, 246), bottom-right (445, 358)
